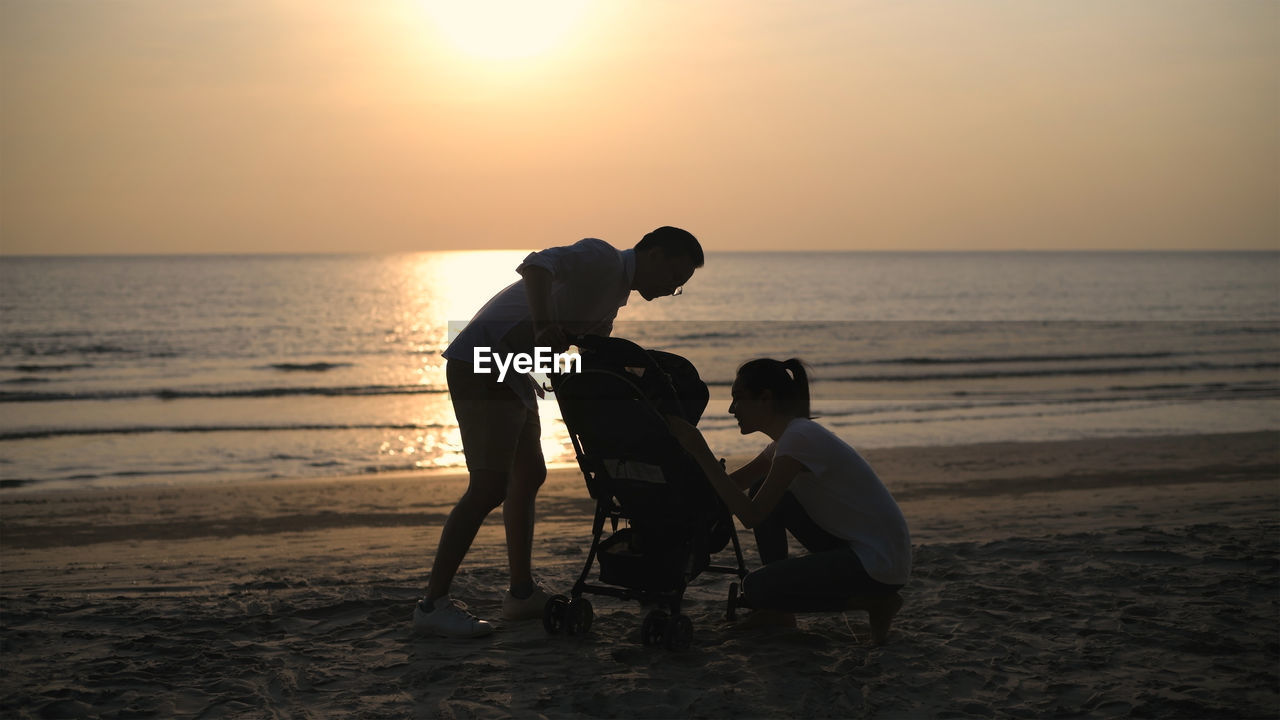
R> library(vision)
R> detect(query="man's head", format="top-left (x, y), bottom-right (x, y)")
top-left (632, 226), bottom-right (703, 301)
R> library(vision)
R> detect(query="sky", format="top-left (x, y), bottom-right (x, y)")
top-left (1, 0), bottom-right (1276, 254)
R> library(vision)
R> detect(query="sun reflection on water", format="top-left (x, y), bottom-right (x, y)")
top-left (409, 250), bottom-right (528, 330)
top-left (376, 251), bottom-right (577, 469)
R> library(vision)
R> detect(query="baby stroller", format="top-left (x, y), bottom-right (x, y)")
top-left (543, 335), bottom-right (748, 649)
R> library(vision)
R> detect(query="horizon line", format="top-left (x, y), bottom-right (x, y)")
top-left (3, 248), bottom-right (1278, 259)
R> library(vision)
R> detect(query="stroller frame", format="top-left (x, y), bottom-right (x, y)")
top-left (543, 336), bottom-right (749, 649)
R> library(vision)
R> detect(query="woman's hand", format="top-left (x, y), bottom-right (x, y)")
top-left (665, 414), bottom-right (708, 455)
top-left (665, 414), bottom-right (696, 439)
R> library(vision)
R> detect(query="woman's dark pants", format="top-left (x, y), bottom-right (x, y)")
top-left (743, 486), bottom-right (901, 612)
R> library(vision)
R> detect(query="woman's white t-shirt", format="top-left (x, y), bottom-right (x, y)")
top-left (774, 418), bottom-right (912, 585)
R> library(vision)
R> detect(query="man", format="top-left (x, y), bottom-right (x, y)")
top-left (414, 226), bottom-right (704, 637)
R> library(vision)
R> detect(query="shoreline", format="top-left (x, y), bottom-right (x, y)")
top-left (4, 428), bottom-right (1276, 495)
top-left (2, 430), bottom-right (1275, 550)
top-left (2, 429), bottom-right (1277, 718)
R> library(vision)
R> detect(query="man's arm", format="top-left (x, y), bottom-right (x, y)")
top-left (522, 266), bottom-right (569, 353)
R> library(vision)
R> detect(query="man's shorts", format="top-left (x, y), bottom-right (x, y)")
top-left (447, 358), bottom-right (541, 473)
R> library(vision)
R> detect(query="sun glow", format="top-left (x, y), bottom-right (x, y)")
top-left (422, 0), bottom-right (591, 61)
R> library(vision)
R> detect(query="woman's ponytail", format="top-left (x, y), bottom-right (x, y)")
top-left (736, 357), bottom-right (812, 419)
top-left (781, 358), bottom-right (811, 418)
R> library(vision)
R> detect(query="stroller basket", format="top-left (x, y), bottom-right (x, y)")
top-left (597, 527), bottom-right (710, 592)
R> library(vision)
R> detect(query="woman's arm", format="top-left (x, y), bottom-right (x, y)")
top-left (729, 443), bottom-right (775, 490)
top-left (667, 416), bottom-right (804, 528)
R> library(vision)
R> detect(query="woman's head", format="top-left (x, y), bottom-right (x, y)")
top-left (729, 358), bottom-right (811, 434)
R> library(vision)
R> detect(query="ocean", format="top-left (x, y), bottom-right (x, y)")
top-left (1, 251), bottom-right (1277, 491)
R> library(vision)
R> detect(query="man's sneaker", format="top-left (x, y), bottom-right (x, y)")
top-left (501, 583), bottom-right (554, 621)
top-left (412, 596), bottom-right (493, 638)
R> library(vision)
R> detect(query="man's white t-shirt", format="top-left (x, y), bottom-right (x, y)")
top-left (774, 418), bottom-right (912, 585)
top-left (443, 238), bottom-right (635, 409)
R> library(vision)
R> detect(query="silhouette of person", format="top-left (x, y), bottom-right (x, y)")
top-left (414, 227), bottom-right (703, 637)
top-left (667, 358), bottom-right (911, 645)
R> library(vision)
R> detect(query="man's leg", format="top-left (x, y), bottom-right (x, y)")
top-left (424, 469), bottom-right (507, 603)
top-left (425, 360), bottom-right (524, 603)
top-left (503, 410), bottom-right (546, 594)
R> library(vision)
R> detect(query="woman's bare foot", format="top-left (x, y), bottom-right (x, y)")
top-left (731, 609), bottom-right (797, 631)
top-left (866, 592), bottom-right (903, 646)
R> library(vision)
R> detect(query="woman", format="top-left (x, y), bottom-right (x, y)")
top-left (667, 358), bottom-right (911, 644)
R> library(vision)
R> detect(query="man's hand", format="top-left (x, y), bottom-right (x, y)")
top-left (534, 324), bottom-right (570, 355)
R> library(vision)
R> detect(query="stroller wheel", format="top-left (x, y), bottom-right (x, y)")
top-left (664, 614), bottom-right (693, 651)
top-left (566, 597), bottom-right (594, 636)
top-left (726, 582), bottom-right (740, 621)
top-left (641, 609), bottom-right (668, 647)
top-left (543, 594), bottom-right (570, 635)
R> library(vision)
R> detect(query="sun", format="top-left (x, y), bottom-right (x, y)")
top-left (422, 0), bottom-right (591, 61)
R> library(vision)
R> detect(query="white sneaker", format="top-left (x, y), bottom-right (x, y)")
top-left (412, 596), bottom-right (494, 638)
top-left (501, 583), bottom-right (554, 621)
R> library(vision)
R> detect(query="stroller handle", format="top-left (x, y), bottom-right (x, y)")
top-left (551, 334), bottom-right (690, 422)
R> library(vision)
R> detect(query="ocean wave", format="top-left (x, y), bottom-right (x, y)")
top-left (24, 467), bottom-right (219, 485)
top-left (816, 351), bottom-right (1180, 367)
top-left (1190, 324), bottom-right (1280, 336)
top-left (817, 399), bottom-right (1182, 430)
top-left (699, 360), bottom-right (1280, 386)
top-left (0, 422), bottom-right (450, 442)
top-left (266, 362), bottom-right (355, 372)
top-left (818, 361), bottom-right (1280, 383)
top-left (806, 346), bottom-right (1280, 368)
top-left (691, 401), bottom-right (1163, 436)
top-left (0, 384), bottom-right (448, 403)
top-left (667, 331), bottom-right (753, 342)
top-left (0, 343), bottom-right (137, 357)
top-left (3, 363), bottom-right (95, 372)
top-left (692, 383), bottom-right (1279, 427)
top-left (1, 458), bottom-right (450, 489)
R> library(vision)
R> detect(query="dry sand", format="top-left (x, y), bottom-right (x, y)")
top-left (2, 431), bottom-right (1277, 719)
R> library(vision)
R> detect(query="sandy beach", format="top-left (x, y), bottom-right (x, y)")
top-left (2, 431), bottom-right (1277, 719)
